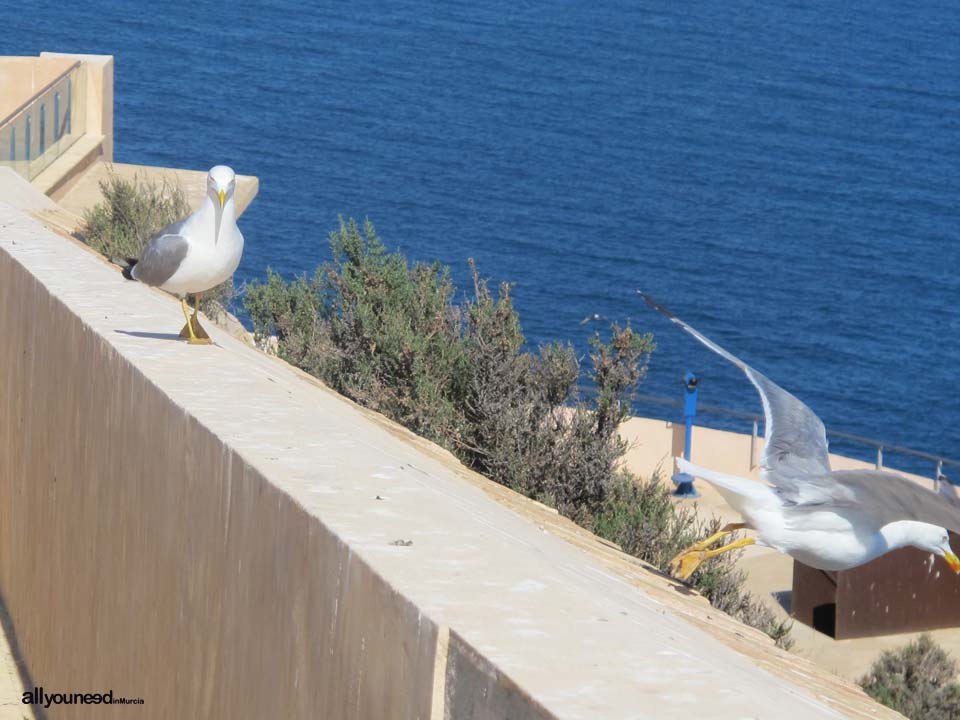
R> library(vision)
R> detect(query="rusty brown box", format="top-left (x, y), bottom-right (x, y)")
top-left (792, 531), bottom-right (960, 639)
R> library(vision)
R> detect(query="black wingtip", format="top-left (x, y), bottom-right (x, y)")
top-left (636, 290), bottom-right (679, 322)
top-left (120, 258), bottom-right (138, 281)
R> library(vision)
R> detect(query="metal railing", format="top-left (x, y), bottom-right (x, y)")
top-left (0, 60), bottom-right (85, 181)
top-left (632, 392), bottom-right (960, 490)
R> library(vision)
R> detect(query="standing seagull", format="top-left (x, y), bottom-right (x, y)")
top-left (123, 165), bottom-right (244, 344)
top-left (637, 292), bottom-right (960, 581)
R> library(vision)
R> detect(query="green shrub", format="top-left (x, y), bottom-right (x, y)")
top-left (75, 173), bottom-right (234, 318)
top-left (860, 635), bottom-right (960, 719)
top-left (245, 216), bottom-right (792, 648)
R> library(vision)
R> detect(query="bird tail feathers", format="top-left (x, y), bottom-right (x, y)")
top-left (119, 257), bottom-right (138, 281)
top-left (675, 457), bottom-right (778, 513)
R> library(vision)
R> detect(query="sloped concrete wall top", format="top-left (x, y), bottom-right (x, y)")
top-left (0, 202), bottom-right (901, 719)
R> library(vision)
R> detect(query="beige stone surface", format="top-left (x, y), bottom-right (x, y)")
top-left (40, 53), bottom-right (113, 162)
top-left (0, 168), bottom-right (61, 213)
top-left (28, 135), bottom-right (105, 199)
top-left (31, 133), bottom-right (103, 197)
top-left (0, 56), bottom-right (78, 123)
top-left (0, 202), bottom-right (904, 718)
top-left (1, 53), bottom-right (113, 195)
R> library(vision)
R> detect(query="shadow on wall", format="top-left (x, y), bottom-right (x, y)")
top-left (0, 588), bottom-right (45, 719)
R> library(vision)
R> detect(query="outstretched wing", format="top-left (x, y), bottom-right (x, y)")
top-left (815, 470), bottom-right (960, 534)
top-left (638, 292), bottom-right (831, 497)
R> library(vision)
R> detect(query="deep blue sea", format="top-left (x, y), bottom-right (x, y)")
top-left (6, 1), bottom-right (959, 475)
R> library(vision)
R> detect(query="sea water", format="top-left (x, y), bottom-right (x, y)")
top-left (7, 1), bottom-right (959, 473)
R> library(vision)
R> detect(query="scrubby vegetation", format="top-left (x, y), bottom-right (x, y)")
top-left (860, 635), bottom-right (960, 719)
top-left (75, 173), bottom-right (234, 317)
top-left (245, 217), bottom-right (793, 648)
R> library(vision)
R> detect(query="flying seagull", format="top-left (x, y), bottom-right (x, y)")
top-left (637, 292), bottom-right (960, 581)
top-left (123, 165), bottom-right (244, 344)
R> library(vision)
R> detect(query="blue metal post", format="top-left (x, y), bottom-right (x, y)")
top-left (672, 371), bottom-right (699, 497)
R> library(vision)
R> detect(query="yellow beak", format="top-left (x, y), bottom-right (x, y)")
top-left (218, 189), bottom-right (225, 208)
top-left (945, 550), bottom-right (960, 574)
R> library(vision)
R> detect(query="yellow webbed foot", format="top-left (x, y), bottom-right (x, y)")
top-left (669, 535), bottom-right (757, 582)
top-left (179, 319), bottom-right (212, 344)
top-left (669, 550), bottom-right (707, 580)
top-left (179, 296), bottom-right (213, 344)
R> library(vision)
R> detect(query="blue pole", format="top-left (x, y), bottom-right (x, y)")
top-left (672, 371), bottom-right (699, 497)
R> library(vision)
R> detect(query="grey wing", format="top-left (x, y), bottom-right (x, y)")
top-left (824, 470), bottom-right (960, 534)
top-left (749, 369), bottom-right (831, 483)
top-left (131, 233), bottom-right (189, 287)
top-left (637, 292), bottom-right (831, 497)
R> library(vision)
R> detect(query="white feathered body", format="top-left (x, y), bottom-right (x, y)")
top-left (676, 458), bottom-right (924, 571)
top-left (161, 196), bottom-right (243, 296)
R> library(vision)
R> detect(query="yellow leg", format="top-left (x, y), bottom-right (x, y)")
top-left (671, 536), bottom-right (756, 581)
top-left (688, 522), bottom-right (748, 553)
top-left (668, 522), bottom-right (747, 573)
top-left (179, 295), bottom-right (211, 344)
top-left (180, 299), bottom-right (196, 340)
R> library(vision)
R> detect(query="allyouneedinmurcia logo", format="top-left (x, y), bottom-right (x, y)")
top-left (22, 687), bottom-right (144, 708)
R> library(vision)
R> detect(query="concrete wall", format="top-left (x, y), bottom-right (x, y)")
top-left (40, 52), bottom-right (113, 162)
top-left (0, 201), bottom-right (902, 719)
top-left (0, 57), bottom-right (79, 123)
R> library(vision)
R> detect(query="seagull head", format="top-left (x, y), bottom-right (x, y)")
top-left (920, 526), bottom-right (960, 573)
top-left (208, 165), bottom-right (236, 209)
top-left (207, 165), bottom-right (236, 242)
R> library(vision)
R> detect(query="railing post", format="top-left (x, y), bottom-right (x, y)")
top-left (936, 460), bottom-right (944, 492)
top-left (876, 446), bottom-right (883, 470)
top-left (672, 372), bottom-right (699, 497)
top-left (750, 419), bottom-right (758, 470)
